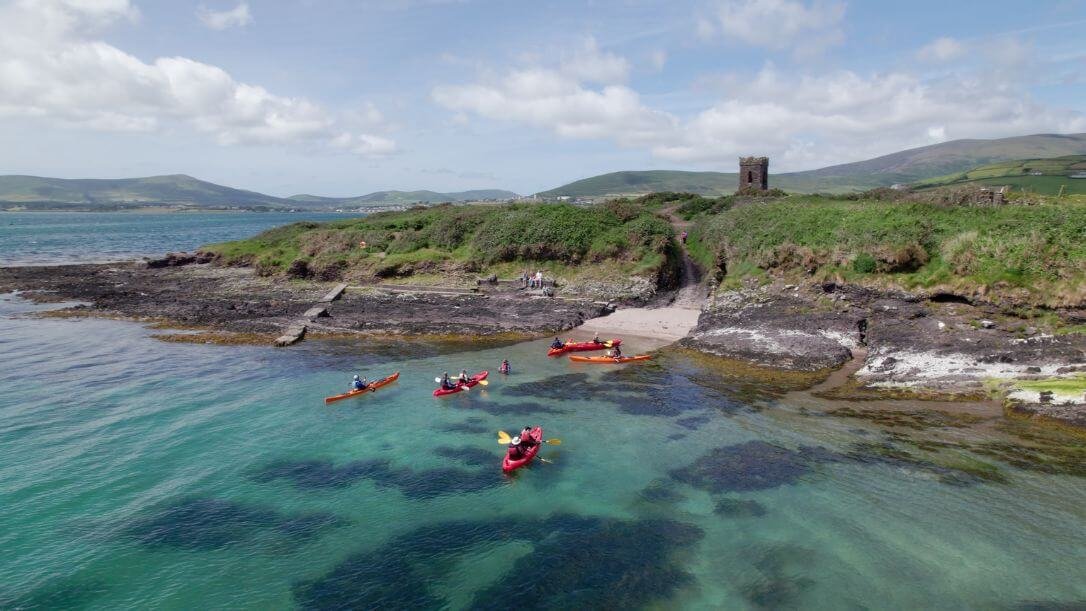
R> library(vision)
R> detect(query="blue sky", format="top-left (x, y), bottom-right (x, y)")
top-left (1, 0), bottom-right (1084, 196)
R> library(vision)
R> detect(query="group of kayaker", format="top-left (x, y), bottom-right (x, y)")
top-left (438, 370), bottom-right (473, 390)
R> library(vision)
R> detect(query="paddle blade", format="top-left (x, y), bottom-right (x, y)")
top-left (544, 438), bottom-right (562, 445)
top-left (477, 379), bottom-right (489, 386)
top-left (497, 431), bottom-right (512, 444)
top-left (434, 377), bottom-right (442, 383)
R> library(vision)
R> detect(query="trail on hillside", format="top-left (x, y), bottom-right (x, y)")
top-left (664, 206), bottom-right (710, 310)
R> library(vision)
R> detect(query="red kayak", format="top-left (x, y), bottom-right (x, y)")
top-left (432, 370), bottom-right (488, 397)
top-left (547, 338), bottom-right (621, 357)
top-left (502, 426), bottom-right (543, 473)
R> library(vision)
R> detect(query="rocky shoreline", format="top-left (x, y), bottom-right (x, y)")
top-left (682, 280), bottom-right (1086, 427)
top-left (3, 259), bottom-right (1084, 427)
top-left (0, 261), bottom-right (612, 341)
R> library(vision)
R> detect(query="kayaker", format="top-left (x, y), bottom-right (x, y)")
top-left (507, 436), bottom-right (525, 460)
top-left (518, 426), bottom-right (538, 450)
top-left (440, 371), bottom-right (455, 390)
top-left (458, 369), bottom-right (470, 384)
top-left (550, 337), bottom-right (564, 349)
top-left (352, 375), bottom-right (367, 390)
top-left (500, 359), bottom-right (511, 374)
top-left (608, 345), bottom-right (623, 358)
top-left (592, 333), bottom-right (602, 344)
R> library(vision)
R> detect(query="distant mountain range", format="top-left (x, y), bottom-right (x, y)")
top-left (4, 133), bottom-right (1085, 210)
top-left (0, 174), bottom-right (518, 211)
top-left (538, 133), bottom-right (1086, 197)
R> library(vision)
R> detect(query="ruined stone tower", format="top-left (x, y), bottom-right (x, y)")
top-left (738, 156), bottom-right (769, 191)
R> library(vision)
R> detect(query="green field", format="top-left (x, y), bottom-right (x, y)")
top-left (917, 155), bottom-right (1086, 195)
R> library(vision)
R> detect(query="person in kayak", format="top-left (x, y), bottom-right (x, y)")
top-left (440, 371), bottom-right (455, 390)
top-left (607, 345), bottom-right (623, 358)
top-left (518, 426), bottom-right (537, 450)
top-left (457, 369), bottom-right (470, 384)
top-left (592, 333), bottom-right (602, 344)
top-left (508, 427), bottom-right (537, 459)
top-left (500, 359), bottom-right (511, 374)
top-left (352, 375), bottom-right (368, 390)
top-left (551, 337), bottom-right (564, 349)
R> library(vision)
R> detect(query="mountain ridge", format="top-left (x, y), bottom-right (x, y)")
top-left (538, 133), bottom-right (1086, 197)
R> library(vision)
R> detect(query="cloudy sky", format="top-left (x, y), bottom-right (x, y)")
top-left (1, 0), bottom-right (1084, 196)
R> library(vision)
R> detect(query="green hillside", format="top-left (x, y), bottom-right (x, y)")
top-left (0, 175), bottom-right (518, 211)
top-left (0, 174), bottom-right (291, 210)
top-left (287, 189), bottom-right (517, 206)
top-left (539, 133), bottom-right (1086, 197)
top-left (915, 155), bottom-right (1086, 195)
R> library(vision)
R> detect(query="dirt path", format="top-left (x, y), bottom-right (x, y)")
top-left (664, 206), bottom-right (710, 309)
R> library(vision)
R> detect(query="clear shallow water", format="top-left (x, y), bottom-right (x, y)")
top-left (0, 211), bottom-right (355, 266)
top-left (1, 294), bottom-right (1085, 609)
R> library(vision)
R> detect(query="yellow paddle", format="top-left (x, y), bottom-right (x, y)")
top-left (477, 379), bottom-right (489, 386)
top-left (496, 430), bottom-right (561, 445)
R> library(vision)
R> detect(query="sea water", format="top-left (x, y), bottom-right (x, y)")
top-left (0, 212), bottom-right (355, 266)
top-left (1, 293), bottom-right (1084, 609)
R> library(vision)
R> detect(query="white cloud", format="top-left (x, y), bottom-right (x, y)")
top-left (699, 0), bottom-right (846, 57)
top-left (916, 37), bottom-right (964, 62)
top-left (433, 51), bottom-right (1086, 172)
top-left (559, 37), bottom-right (630, 84)
top-left (197, 2), bottom-right (252, 30)
top-left (0, 0), bottom-right (394, 156)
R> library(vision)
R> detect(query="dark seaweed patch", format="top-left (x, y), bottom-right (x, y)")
top-left (438, 418), bottom-right (492, 434)
top-left (292, 514), bottom-right (703, 610)
top-left (432, 445), bottom-right (497, 467)
top-left (714, 497), bottom-right (768, 518)
top-left (253, 458), bottom-right (501, 499)
top-left (639, 480), bottom-right (685, 504)
top-left (462, 401), bottom-right (567, 416)
top-left (738, 544), bottom-right (817, 609)
top-left (668, 432), bottom-right (688, 441)
top-left (676, 414), bottom-right (712, 430)
top-left (670, 441), bottom-right (837, 493)
top-left (124, 498), bottom-right (345, 551)
top-left (844, 441), bottom-right (1007, 486)
top-left (0, 577), bottom-right (109, 610)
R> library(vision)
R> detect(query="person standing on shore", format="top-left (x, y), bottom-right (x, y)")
top-left (535, 270), bottom-right (543, 288)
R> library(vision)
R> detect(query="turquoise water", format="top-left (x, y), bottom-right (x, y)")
top-left (0, 212), bottom-right (355, 266)
top-left (2, 293), bottom-right (1085, 609)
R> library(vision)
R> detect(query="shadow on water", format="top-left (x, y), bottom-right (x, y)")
top-left (123, 498), bottom-right (347, 551)
top-left (292, 514), bottom-right (703, 610)
top-left (252, 458), bottom-right (502, 499)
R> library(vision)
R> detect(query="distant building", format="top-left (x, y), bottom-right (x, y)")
top-left (739, 156), bottom-right (768, 191)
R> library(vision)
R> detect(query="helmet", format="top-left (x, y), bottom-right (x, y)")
top-left (511, 436), bottom-right (521, 445)
top-left (353, 375), bottom-right (360, 380)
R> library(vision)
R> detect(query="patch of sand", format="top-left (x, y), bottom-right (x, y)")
top-left (573, 306), bottom-right (701, 349)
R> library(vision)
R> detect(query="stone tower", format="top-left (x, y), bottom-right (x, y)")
top-left (739, 156), bottom-right (769, 191)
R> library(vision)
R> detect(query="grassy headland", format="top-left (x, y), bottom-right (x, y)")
top-left (202, 201), bottom-right (679, 298)
top-left (686, 191), bottom-right (1086, 308)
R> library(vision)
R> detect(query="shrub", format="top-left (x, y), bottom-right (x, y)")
top-left (852, 253), bottom-right (877, 274)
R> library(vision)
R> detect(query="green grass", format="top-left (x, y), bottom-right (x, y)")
top-left (696, 194), bottom-right (1086, 306)
top-left (203, 200), bottom-right (677, 281)
top-left (1013, 374), bottom-right (1086, 397)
